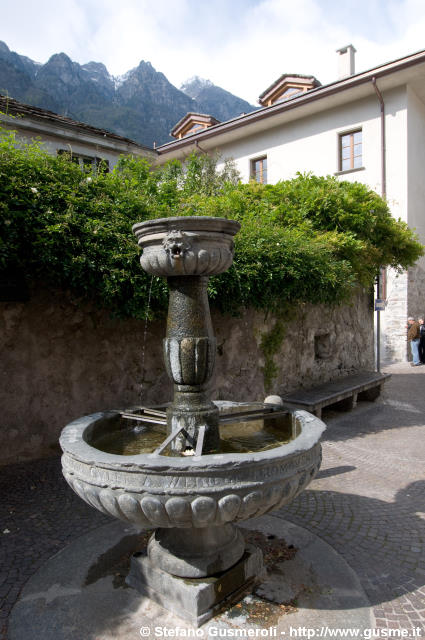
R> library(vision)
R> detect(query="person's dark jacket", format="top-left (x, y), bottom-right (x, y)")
top-left (408, 321), bottom-right (420, 341)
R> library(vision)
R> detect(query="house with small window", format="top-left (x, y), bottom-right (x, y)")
top-left (158, 45), bottom-right (425, 364)
top-left (0, 95), bottom-right (155, 170)
top-left (171, 113), bottom-right (221, 139)
top-left (258, 73), bottom-right (321, 107)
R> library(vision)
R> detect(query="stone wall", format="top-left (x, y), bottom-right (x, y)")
top-left (0, 287), bottom-right (374, 465)
top-left (382, 269), bottom-right (409, 364)
top-left (407, 259), bottom-right (425, 323)
top-left (381, 261), bottom-right (425, 364)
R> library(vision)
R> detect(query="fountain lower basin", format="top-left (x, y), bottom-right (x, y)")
top-left (61, 406), bottom-right (324, 576)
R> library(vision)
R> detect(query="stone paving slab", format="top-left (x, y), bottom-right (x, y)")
top-left (280, 363), bottom-right (425, 634)
top-left (7, 517), bottom-right (372, 640)
top-left (1, 361), bottom-right (424, 639)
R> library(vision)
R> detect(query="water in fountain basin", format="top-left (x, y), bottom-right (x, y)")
top-left (89, 408), bottom-right (299, 456)
top-left (90, 419), bottom-right (166, 455)
top-left (219, 413), bottom-right (298, 453)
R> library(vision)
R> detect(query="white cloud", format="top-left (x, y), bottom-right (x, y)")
top-left (3, 0), bottom-right (425, 104)
top-left (2, 0), bottom-right (90, 62)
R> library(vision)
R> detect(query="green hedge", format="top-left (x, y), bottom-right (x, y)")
top-left (0, 128), bottom-right (422, 319)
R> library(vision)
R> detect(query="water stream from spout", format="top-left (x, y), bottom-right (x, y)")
top-left (140, 274), bottom-right (155, 400)
top-left (231, 262), bottom-right (251, 333)
top-left (232, 262), bottom-right (245, 306)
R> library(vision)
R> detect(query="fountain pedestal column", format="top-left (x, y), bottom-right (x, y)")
top-left (133, 217), bottom-right (241, 456)
top-left (148, 524), bottom-right (245, 577)
top-left (164, 275), bottom-right (219, 454)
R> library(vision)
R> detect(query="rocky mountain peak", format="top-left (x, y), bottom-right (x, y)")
top-left (0, 41), bottom-right (38, 97)
top-left (36, 53), bottom-right (83, 95)
top-left (48, 52), bottom-right (73, 65)
top-left (180, 76), bottom-right (213, 99)
top-left (0, 40), bottom-right (256, 147)
top-left (82, 61), bottom-right (110, 76)
top-left (117, 60), bottom-right (185, 105)
top-left (134, 60), bottom-right (164, 81)
top-left (81, 61), bottom-right (114, 93)
top-left (181, 76), bottom-right (257, 121)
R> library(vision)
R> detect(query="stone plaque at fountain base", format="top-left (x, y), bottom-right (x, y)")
top-left (127, 544), bottom-right (264, 627)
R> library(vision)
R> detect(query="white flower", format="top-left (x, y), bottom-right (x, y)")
top-left (86, 177), bottom-right (92, 182)
top-left (3, 529), bottom-right (10, 534)
top-left (30, 187), bottom-right (38, 194)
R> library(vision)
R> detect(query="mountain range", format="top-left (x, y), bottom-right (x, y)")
top-left (0, 41), bottom-right (257, 147)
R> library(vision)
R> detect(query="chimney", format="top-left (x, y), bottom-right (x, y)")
top-left (336, 44), bottom-right (356, 79)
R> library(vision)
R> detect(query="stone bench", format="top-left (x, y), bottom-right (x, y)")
top-left (280, 371), bottom-right (391, 419)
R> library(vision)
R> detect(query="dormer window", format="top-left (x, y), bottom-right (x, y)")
top-left (275, 87), bottom-right (303, 102)
top-left (171, 113), bottom-right (220, 139)
top-left (184, 123), bottom-right (205, 136)
top-left (258, 74), bottom-right (321, 107)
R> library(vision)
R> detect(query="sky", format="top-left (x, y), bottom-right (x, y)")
top-left (2, 0), bottom-right (425, 104)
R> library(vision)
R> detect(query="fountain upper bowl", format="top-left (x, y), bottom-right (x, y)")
top-left (132, 216), bottom-right (241, 277)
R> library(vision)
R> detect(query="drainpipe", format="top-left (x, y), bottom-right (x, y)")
top-left (195, 140), bottom-right (208, 154)
top-left (372, 77), bottom-right (386, 373)
top-left (372, 77), bottom-right (386, 198)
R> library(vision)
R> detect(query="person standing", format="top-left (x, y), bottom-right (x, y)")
top-left (407, 317), bottom-right (422, 366)
top-left (419, 317), bottom-right (425, 364)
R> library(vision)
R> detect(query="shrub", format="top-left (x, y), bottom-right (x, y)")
top-left (0, 128), bottom-right (422, 319)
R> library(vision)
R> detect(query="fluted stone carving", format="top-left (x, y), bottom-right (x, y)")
top-left (163, 337), bottom-right (216, 386)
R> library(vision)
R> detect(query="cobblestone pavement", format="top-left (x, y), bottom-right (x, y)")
top-left (281, 362), bottom-right (425, 634)
top-left (1, 362), bottom-right (424, 638)
top-left (0, 458), bottom-right (110, 639)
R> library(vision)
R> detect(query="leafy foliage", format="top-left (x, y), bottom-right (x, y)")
top-left (260, 319), bottom-right (287, 392)
top-left (0, 128), bottom-right (422, 319)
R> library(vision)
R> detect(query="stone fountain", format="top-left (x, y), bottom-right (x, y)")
top-left (60, 216), bottom-right (325, 626)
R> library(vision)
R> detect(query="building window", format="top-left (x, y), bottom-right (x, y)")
top-left (58, 149), bottom-right (109, 173)
top-left (275, 87), bottom-right (303, 103)
top-left (183, 123), bottom-right (205, 137)
top-left (339, 130), bottom-right (362, 171)
top-left (250, 156), bottom-right (267, 184)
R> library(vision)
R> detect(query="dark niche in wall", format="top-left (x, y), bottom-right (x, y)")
top-left (314, 333), bottom-right (332, 360)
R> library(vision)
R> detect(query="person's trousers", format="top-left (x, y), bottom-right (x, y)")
top-left (419, 337), bottom-right (425, 363)
top-left (410, 338), bottom-right (420, 364)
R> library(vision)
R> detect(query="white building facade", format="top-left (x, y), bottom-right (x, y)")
top-left (157, 48), bottom-right (425, 364)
